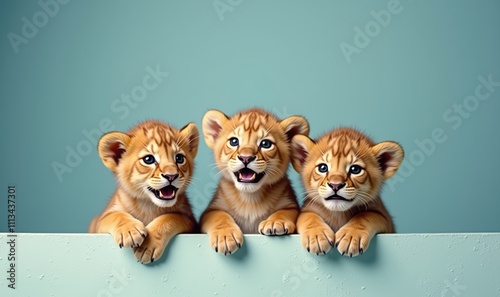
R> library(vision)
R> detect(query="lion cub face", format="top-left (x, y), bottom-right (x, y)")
top-left (291, 128), bottom-right (403, 212)
top-left (202, 108), bottom-right (309, 193)
top-left (98, 121), bottom-right (199, 208)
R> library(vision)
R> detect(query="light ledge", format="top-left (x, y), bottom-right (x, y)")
top-left (0, 233), bottom-right (499, 296)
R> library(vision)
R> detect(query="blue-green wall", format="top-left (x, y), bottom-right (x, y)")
top-left (1, 0), bottom-right (500, 233)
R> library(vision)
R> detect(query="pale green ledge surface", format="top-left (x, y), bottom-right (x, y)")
top-left (1, 233), bottom-right (499, 297)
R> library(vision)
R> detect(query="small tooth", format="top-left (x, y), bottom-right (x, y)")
top-left (251, 173), bottom-right (256, 179)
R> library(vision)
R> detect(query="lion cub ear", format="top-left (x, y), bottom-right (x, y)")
top-left (179, 122), bottom-right (200, 157)
top-left (290, 135), bottom-right (315, 173)
top-left (98, 132), bottom-right (131, 172)
top-left (202, 109), bottom-right (229, 149)
top-left (279, 115), bottom-right (310, 142)
top-left (371, 141), bottom-right (404, 180)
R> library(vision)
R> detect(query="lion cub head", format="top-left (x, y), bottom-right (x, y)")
top-left (98, 121), bottom-right (199, 208)
top-left (291, 128), bottom-right (403, 211)
top-left (202, 108), bottom-right (309, 193)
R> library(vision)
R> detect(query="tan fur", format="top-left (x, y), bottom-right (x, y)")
top-left (291, 128), bottom-right (403, 257)
top-left (88, 120), bottom-right (198, 264)
top-left (200, 108), bottom-right (309, 255)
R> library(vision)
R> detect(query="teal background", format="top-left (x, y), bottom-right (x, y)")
top-left (1, 0), bottom-right (500, 233)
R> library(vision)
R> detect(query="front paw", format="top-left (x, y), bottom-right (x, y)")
top-left (208, 226), bottom-right (243, 255)
top-left (112, 221), bottom-right (147, 248)
top-left (133, 234), bottom-right (167, 264)
top-left (299, 225), bottom-right (335, 255)
top-left (259, 218), bottom-right (295, 235)
top-left (335, 226), bottom-right (372, 257)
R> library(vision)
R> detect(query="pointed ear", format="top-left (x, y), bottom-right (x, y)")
top-left (371, 141), bottom-right (404, 180)
top-left (179, 122), bottom-right (200, 157)
top-left (202, 109), bottom-right (229, 149)
top-left (98, 132), bottom-right (131, 172)
top-left (290, 135), bottom-right (315, 172)
top-left (279, 115), bottom-right (310, 142)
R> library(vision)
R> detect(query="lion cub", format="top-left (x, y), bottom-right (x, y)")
top-left (200, 108), bottom-right (309, 255)
top-left (291, 128), bottom-right (403, 257)
top-left (89, 120), bottom-right (198, 264)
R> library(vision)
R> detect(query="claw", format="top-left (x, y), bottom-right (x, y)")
top-left (307, 247), bottom-right (310, 252)
top-left (284, 228), bottom-right (289, 234)
top-left (237, 242), bottom-right (242, 248)
top-left (273, 228), bottom-right (277, 235)
top-left (341, 251), bottom-right (345, 256)
top-left (215, 246), bottom-right (218, 253)
top-left (119, 243), bottom-right (123, 249)
top-left (360, 248), bottom-right (364, 254)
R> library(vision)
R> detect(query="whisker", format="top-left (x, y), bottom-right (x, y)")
top-left (300, 190), bottom-right (319, 205)
top-left (355, 192), bottom-right (374, 212)
top-left (264, 167), bottom-right (283, 180)
top-left (176, 133), bottom-right (201, 149)
top-left (304, 193), bottom-right (321, 208)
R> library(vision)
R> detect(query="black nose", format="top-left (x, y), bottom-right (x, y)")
top-left (237, 155), bottom-right (256, 165)
top-left (328, 182), bottom-right (346, 191)
top-left (162, 174), bottom-right (179, 182)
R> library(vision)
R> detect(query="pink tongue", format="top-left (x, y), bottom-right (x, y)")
top-left (240, 170), bottom-right (255, 180)
top-left (160, 187), bottom-right (175, 198)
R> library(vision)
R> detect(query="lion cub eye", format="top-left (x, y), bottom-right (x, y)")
top-left (175, 154), bottom-right (185, 164)
top-left (142, 155), bottom-right (156, 165)
top-left (259, 139), bottom-right (273, 149)
top-left (317, 163), bottom-right (329, 173)
top-left (349, 165), bottom-right (363, 175)
top-left (229, 137), bottom-right (239, 147)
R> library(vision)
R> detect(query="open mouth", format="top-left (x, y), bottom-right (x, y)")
top-left (234, 168), bottom-right (265, 184)
top-left (325, 194), bottom-right (353, 202)
top-left (148, 185), bottom-right (177, 201)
